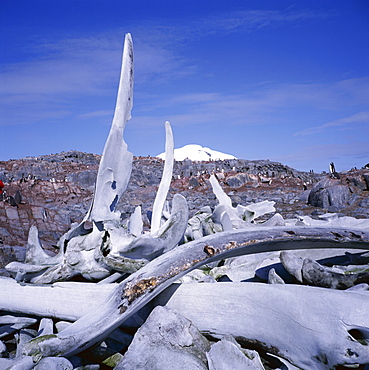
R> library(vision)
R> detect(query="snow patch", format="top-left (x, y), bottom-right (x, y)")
top-left (157, 144), bottom-right (236, 161)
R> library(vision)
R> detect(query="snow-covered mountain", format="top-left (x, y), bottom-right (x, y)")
top-left (157, 144), bottom-right (237, 161)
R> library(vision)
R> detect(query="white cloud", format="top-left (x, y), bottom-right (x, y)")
top-left (130, 77), bottom-right (369, 130)
top-left (192, 8), bottom-right (331, 35)
top-left (0, 30), bottom-right (195, 126)
top-left (294, 111), bottom-right (369, 136)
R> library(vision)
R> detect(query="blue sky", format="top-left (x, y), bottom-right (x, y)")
top-left (0, 0), bottom-right (368, 172)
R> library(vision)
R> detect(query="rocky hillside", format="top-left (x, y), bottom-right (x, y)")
top-left (0, 151), bottom-right (368, 261)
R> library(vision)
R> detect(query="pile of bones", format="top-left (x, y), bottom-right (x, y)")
top-left (1, 34), bottom-right (369, 370)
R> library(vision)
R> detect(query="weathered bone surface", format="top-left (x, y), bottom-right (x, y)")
top-left (302, 258), bottom-right (369, 289)
top-left (20, 226), bottom-right (369, 358)
top-left (0, 277), bottom-right (115, 321)
top-left (88, 33), bottom-right (134, 224)
top-left (150, 121), bottom-right (174, 235)
top-left (155, 282), bottom-right (369, 370)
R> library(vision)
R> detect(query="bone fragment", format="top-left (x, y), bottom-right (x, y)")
top-left (280, 251), bottom-right (304, 282)
top-left (16, 329), bottom-right (37, 358)
top-left (33, 357), bottom-right (73, 369)
top-left (209, 174), bottom-right (275, 228)
top-left (37, 319), bottom-right (53, 336)
top-left (267, 268), bottom-right (285, 284)
top-left (0, 315), bottom-right (37, 339)
top-left (206, 338), bottom-right (265, 370)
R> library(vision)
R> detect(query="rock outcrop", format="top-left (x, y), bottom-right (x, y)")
top-left (307, 171), bottom-right (369, 214)
top-left (1, 151), bottom-right (368, 266)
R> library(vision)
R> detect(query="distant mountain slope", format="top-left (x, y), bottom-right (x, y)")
top-left (157, 144), bottom-right (237, 161)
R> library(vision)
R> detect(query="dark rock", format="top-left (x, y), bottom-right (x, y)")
top-left (308, 178), bottom-right (351, 209)
top-left (189, 177), bottom-right (200, 187)
top-left (327, 205), bottom-right (340, 213)
top-left (363, 174), bottom-right (369, 190)
top-left (226, 173), bottom-right (253, 188)
top-left (66, 170), bottom-right (97, 190)
top-left (299, 189), bottom-right (310, 203)
top-left (0, 245), bottom-right (26, 268)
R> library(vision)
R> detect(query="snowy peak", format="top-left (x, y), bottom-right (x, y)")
top-left (157, 144), bottom-right (237, 161)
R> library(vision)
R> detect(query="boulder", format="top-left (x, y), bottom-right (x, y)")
top-left (226, 173), bottom-right (253, 188)
top-left (65, 170), bottom-right (97, 190)
top-left (189, 176), bottom-right (200, 187)
top-left (116, 306), bottom-right (210, 370)
top-left (308, 178), bottom-right (352, 209)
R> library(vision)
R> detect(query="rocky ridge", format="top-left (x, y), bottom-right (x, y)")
top-left (0, 151), bottom-right (368, 262)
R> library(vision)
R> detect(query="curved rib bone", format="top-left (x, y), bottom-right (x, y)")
top-left (150, 121), bottom-right (174, 235)
top-left (22, 226), bottom-right (369, 358)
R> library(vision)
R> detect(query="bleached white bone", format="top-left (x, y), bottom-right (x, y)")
top-left (151, 121), bottom-right (174, 235)
top-left (20, 226), bottom-right (369, 358)
top-left (88, 33), bottom-right (134, 223)
top-left (209, 174), bottom-right (275, 228)
top-left (155, 282), bottom-right (369, 370)
top-left (0, 277), bottom-right (115, 321)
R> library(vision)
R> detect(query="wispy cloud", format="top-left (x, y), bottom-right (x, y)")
top-left (190, 8), bottom-right (331, 35)
top-left (77, 110), bottom-right (113, 120)
top-left (130, 77), bottom-right (369, 130)
top-left (0, 30), bottom-right (195, 126)
top-left (294, 111), bottom-right (369, 136)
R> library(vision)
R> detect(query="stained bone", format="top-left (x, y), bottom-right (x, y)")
top-left (302, 258), bottom-right (369, 289)
top-left (15, 329), bottom-right (37, 358)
